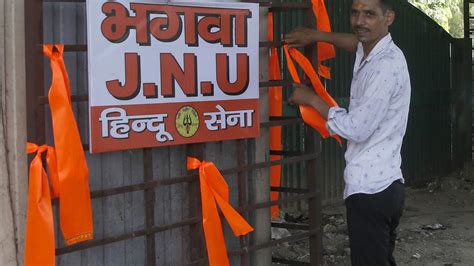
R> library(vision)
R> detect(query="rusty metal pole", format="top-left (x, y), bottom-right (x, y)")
top-left (237, 139), bottom-right (250, 266)
top-left (144, 148), bottom-right (156, 266)
top-left (186, 143), bottom-right (205, 264)
top-left (303, 1), bottom-right (323, 265)
top-left (25, 0), bottom-right (45, 145)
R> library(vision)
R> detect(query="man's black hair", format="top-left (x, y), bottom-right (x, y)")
top-left (378, 0), bottom-right (395, 12)
top-left (352, 0), bottom-right (396, 13)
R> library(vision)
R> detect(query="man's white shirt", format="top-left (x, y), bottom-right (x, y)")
top-left (326, 33), bottom-right (411, 199)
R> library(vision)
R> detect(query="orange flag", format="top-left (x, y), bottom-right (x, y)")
top-left (24, 45), bottom-right (93, 265)
top-left (44, 44), bottom-right (93, 246)
top-left (24, 143), bottom-right (58, 266)
top-left (268, 12), bottom-right (283, 218)
top-left (311, 0), bottom-right (336, 79)
top-left (284, 45), bottom-right (342, 145)
top-left (187, 157), bottom-right (253, 266)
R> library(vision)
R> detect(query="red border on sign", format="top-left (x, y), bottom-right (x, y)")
top-left (90, 99), bottom-right (259, 153)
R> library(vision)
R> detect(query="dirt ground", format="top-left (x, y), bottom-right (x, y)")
top-left (273, 163), bottom-right (474, 265)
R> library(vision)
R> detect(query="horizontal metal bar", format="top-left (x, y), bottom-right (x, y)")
top-left (270, 150), bottom-right (304, 156)
top-left (236, 192), bottom-right (316, 213)
top-left (57, 193), bottom-right (316, 255)
top-left (260, 40), bottom-right (284, 48)
top-left (38, 94), bottom-right (87, 104)
top-left (270, 186), bottom-right (309, 194)
top-left (89, 177), bottom-right (196, 200)
top-left (261, 117), bottom-right (303, 128)
top-left (233, 229), bottom-right (317, 254)
top-left (260, 79), bottom-right (293, 88)
top-left (187, 230), bottom-right (318, 265)
top-left (240, 0), bottom-right (272, 6)
top-left (35, 44), bottom-right (85, 52)
top-left (219, 153), bottom-right (319, 178)
top-left (91, 182), bottom-right (151, 199)
top-left (55, 217), bottom-right (201, 255)
top-left (271, 222), bottom-right (309, 231)
top-left (86, 152), bottom-right (319, 199)
top-left (269, 115), bottom-right (300, 122)
top-left (272, 257), bottom-right (310, 265)
top-left (260, 117), bottom-right (303, 128)
top-left (269, 2), bottom-right (311, 10)
top-left (64, 44), bottom-right (86, 52)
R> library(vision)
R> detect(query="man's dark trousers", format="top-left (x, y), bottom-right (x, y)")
top-left (345, 180), bottom-right (405, 266)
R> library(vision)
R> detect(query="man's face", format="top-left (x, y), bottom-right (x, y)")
top-left (350, 0), bottom-right (394, 48)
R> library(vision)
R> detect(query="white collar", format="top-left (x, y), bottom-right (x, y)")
top-left (356, 33), bottom-right (393, 63)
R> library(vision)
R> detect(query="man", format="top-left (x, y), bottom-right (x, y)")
top-left (284, 0), bottom-right (410, 265)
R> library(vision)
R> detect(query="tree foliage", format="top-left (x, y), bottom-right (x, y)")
top-left (408, 0), bottom-right (464, 38)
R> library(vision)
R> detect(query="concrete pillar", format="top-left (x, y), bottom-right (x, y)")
top-left (249, 6), bottom-right (272, 266)
top-left (0, 0), bottom-right (27, 265)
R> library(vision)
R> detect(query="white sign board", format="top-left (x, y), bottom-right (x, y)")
top-left (87, 0), bottom-right (260, 153)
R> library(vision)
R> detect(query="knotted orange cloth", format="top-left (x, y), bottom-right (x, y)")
top-left (187, 157), bottom-right (254, 266)
top-left (311, 0), bottom-right (336, 79)
top-left (284, 45), bottom-right (342, 145)
top-left (25, 143), bottom-right (59, 266)
top-left (24, 44), bottom-right (94, 265)
top-left (268, 12), bottom-right (283, 218)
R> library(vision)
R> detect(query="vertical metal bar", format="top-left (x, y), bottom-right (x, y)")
top-left (25, 0), bottom-right (45, 144)
top-left (237, 139), bottom-right (249, 266)
top-left (186, 144), bottom-right (204, 264)
top-left (296, 120), bottom-right (302, 210)
top-left (144, 148), bottom-right (156, 266)
top-left (303, 1), bottom-right (322, 265)
top-left (463, 2), bottom-right (473, 163)
top-left (464, 0), bottom-right (469, 40)
top-left (305, 127), bottom-right (322, 266)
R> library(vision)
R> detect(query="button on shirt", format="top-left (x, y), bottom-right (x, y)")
top-left (326, 33), bottom-right (411, 199)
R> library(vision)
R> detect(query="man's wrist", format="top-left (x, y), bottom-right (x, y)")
top-left (310, 31), bottom-right (329, 44)
top-left (310, 30), bottom-right (318, 43)
top-left (307, 29), bottom-right (321, 44)
top-left (310, 96), bottom-right (330, 119)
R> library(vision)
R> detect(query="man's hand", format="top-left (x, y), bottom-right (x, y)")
top-left (284, 27), bottom-right (318, 48)
top-left (288, 83), bottom-right (330, 119)
top-left (288, 83), bottom-right (317, 106)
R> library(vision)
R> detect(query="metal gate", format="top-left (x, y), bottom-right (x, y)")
top-left (25, 0), bottom-right (324, 265)
top-left (24, 0), bottom-right (471, 264)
